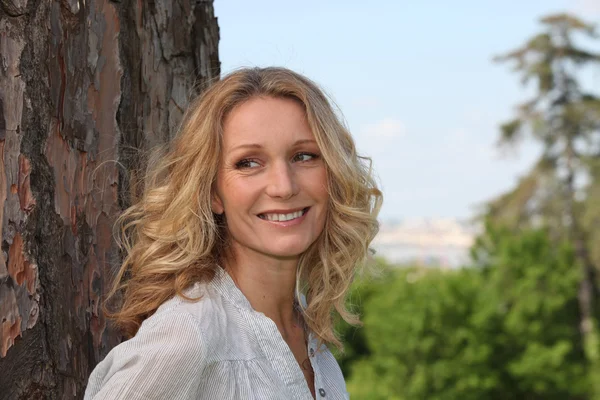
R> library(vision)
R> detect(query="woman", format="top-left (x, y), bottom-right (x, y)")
top-left (84, 67), bottom-right (382, 400)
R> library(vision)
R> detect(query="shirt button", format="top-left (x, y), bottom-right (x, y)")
top-left (309, 348), bottom-right (315, 357)
top-left (318, 388), bottom-right (326, 397)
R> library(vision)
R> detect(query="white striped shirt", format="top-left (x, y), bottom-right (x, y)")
top-left (84, 267), bottom-right (350, 399)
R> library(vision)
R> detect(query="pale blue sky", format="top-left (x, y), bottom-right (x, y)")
top-left (214, 0), bottom-right (600, 221)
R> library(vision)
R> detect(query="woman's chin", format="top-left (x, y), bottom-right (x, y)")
top-left (259, 242), bottom-right (314, 260)
top-left (263, 248), bottom-right (307, 260)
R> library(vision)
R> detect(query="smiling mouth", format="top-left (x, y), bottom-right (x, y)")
top-left (257, 207), bottom-right (310, 222)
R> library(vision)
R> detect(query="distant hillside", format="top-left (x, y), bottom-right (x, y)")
top-left (372, 218), bottom-right (480, 268)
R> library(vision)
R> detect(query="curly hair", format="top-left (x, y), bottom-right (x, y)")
top-left (105, 67), bottom-right (382, 350)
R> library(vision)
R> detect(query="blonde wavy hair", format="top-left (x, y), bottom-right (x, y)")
top-left (105, 67), bottom-right (382, 349)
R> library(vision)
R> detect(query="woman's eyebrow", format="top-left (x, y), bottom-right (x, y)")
top-left (230, 143), bottom-right (263, 152)
top-left (230, 139), bottom-right (317, 153)
top-left (293, 139), bottom-right (317, 146)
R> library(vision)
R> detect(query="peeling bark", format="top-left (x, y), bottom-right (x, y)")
top-left (0, 1), bottom-right (220, 398)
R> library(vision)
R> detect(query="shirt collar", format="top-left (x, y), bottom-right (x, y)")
top-left (210, 266), bottom-right (254, 311)
top-left (210, 266), bottom-right (308, 311)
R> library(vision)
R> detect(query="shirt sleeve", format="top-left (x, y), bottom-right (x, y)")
top-left (84, 310), bottom-right (206, 400)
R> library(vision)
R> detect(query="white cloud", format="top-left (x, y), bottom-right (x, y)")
top-left (360, 117), bottom-right (406, 139)
top-left (572, 0), bottom-right (600, 16)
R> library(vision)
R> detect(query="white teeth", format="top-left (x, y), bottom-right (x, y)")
top-left (262, 209), bottom-right (306, 222)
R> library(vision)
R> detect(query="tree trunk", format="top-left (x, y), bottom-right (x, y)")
top-left (0, 1), bottom-right (220, 398)
top-left (564, 137), bottom-right (600, 398)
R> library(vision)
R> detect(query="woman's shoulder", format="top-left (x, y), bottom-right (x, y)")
top-left (85, 302), bottom-right (208, 399)
top-left (147, 279), bottom-right (225, 335)
top-left (85, 280), bottom-right (228, 399)
top-left (111, 281), bottom-right (220, 360)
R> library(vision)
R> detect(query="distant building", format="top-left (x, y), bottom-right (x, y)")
top-left (372, 218), bottom-right (480, 268)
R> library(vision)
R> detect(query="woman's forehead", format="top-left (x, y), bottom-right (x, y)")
top-left (221, 97), bottom-right (315, 149)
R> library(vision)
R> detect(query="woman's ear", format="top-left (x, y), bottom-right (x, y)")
top-left (211, 191), bottom-right (224, 215)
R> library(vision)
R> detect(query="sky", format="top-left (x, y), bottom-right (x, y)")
top-left (214, 0), bottom-right (600, 222)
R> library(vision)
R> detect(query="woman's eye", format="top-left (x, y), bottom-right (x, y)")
top-left (293, 152), bottom-right (319, 162)
top-left (235, 159), bottom-right (260, 169)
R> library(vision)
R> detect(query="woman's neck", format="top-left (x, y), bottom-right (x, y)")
top-left (222, 247), bottom-right (302, 337)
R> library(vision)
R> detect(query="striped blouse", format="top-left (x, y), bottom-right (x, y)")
top-left (84, 267), bottom-right (350, 399)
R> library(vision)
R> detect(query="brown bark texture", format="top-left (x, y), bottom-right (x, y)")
top-left (0, 0), bottom-right (220, 398)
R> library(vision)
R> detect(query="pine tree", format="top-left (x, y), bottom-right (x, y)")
top-left (490, 13), bottom-right (600, 395)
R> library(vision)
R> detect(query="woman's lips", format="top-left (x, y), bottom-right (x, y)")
top-left (257, 207), bottom-right (310, 227)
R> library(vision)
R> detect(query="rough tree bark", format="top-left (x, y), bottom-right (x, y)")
top-left (0, 0), bottom-right (220, 398)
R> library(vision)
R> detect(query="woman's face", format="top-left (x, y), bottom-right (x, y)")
top-left (213, 96), bottom-right (328, 260)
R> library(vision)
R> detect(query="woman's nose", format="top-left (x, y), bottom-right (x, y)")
top-left (266, 161), bottom-right (299, 199)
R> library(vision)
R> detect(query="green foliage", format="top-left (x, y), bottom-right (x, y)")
top-left (335, 11), bottom-right (600, 400)
top-left (348, 267), bottom-right (495, 400)
top-left (474, 226), bottom-right (588, 398)
top-left (499, 119), bottom-right (523, 142)
top-left (339, 227), bottom-right (590, 399)
top-left (490, 12), bottom-right (600, 396)
top-left (334, 262), bottom-right (385, 377)
top-left (583, 157), bottom-right (600, 272)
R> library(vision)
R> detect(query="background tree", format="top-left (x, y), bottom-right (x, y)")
top-left (334, 11), bottom-right (600, 400)
top-left (472, 224), bottom-right (588, 399)
top-left (340, 227), bottom-right (587, 400)
top-left (486, 13), bottom-right (600, 394)
top-left (0, 1), bottom-right (219, 398)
